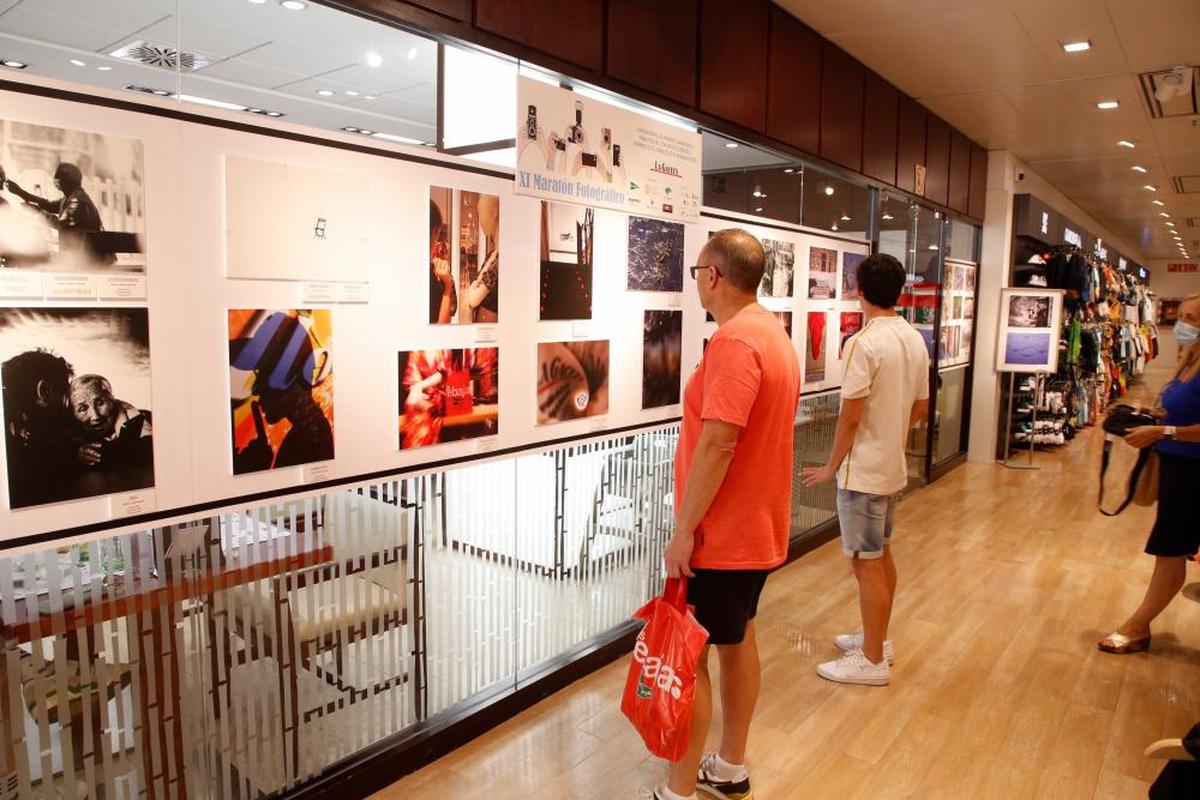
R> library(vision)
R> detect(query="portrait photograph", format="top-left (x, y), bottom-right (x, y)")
top-left (758, 238), bottom-right (795, 298)
top-left (229, 309), bottom-right (333, 475)
top-left (841, 252), bottom-right (865, 300)
top-left (808, 247), bottom-right (837, 300)
top-left (430, 186), bottom-right (500, 324)
top-left (0, 307), bottom-right (153, 508)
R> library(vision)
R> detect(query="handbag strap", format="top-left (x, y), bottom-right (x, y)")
top-left (663, 577), bottom-right (688, 612)
top-left (1099, 440), bottom-right (1151, 517)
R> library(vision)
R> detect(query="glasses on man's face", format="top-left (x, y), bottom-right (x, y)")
top-left (689, 264), bottom-right (722, 280)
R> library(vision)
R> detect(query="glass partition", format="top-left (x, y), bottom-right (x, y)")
top-left (801, 167), bottom-right (870, 241)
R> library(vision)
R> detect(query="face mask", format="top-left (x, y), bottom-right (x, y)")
top-left (1176, 321), bottom-right (1199, 349)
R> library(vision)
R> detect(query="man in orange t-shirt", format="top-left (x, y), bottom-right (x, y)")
top-left (648, 229), bottom-right (800, 800)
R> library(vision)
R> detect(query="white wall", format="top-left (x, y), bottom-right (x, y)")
top-left (1145, 260), bottom-right (1200, 300)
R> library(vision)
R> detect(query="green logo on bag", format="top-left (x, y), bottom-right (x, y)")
top-left (636, 673), bottom-right (653, 699)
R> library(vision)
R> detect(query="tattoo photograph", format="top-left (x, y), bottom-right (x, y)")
top-left (536, 340), bottom-right (609, 424)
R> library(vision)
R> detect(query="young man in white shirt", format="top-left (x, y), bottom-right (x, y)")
top-left (801, 252), bottom-right (930, 685)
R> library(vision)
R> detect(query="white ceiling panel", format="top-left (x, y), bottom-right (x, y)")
top-left (0, 6), bottom-right (142, 51)
top-left (195, 58), bottom-right (308, 92)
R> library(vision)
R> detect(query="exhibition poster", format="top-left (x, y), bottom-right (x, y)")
top-left (995, 288), bottom-right (1064, 373)
top-left (516, 76), bottom-right (701, 223)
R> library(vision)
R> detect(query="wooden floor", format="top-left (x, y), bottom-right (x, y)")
top-left (378, 367), bottom-right (1199, 799)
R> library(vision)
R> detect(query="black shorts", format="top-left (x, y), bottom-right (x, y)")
top-left (1145, 452), bottom-right (1200, 557)
top-left (686, 568), bottom-right (769, 646)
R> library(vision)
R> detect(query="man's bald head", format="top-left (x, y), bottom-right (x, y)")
top-left (703, 229), bottom-right (765, 294)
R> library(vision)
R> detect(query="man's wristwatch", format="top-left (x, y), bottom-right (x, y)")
top-left (1164, 425), bottom-right (1177, 441)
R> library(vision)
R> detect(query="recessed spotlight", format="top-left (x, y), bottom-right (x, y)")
top-left (1144, 185), bottom-right (1158, 192)
top-left (0, 60), bottom-right (27, 69)
top-left (1061, 40), bottom-right (1091, 53)
top-left (406, 47), bottom-right (419, 61)
top-left (1160, 212), bottom-right (1170, 218)
top-left (754, 206), bottom-right (763, 212)
top-left (752, 190), bottom-right (764, 198)
top-left (152, 89), bottom-right (171, 96)
top-left (365, 51), bottom-right (382, 68)
top-left (831, 223), bottom-right (839, 231)
top-left (1117, 140), bottom-right (1136, 148)
top-left (280, 0), bottom-right (306, 8)
top-left (247, 0), bottom-right (266, 3)
top-left (824, 186), bottom-right (835, 196)
top-left (1152, 199), bottom-right (1165, 206)
top-left (317, 89), bottom-right (334, 97)
top-left (96, 65), bottom-right (112, 71)
top-left (265, 111), bottom-right (283, 117)
top-left (1167, 222), bottom-right (1177, 227)
top-left (358, 129), bottom-right (373, 135)
top-left (345, 90), bottom-right (359, 96)
top-left (342, 126), bottom-right (360, 133)
top-left (928, 244), bottom-right (939, 250)
top-left (364, 95), bottom-right (377, 101)
top-left (724, 142), bottom-right (738, 149)
top-left (69, 59), bottom-right (86, 67)
top-left (783, 168), bottom-right (794, 174)
top-left (882, 213), bottom-right (894, 221)
top-left (1096, 100), bottom-right (1120, 109)
top-left (840, 214), bottom-right (851, 221)
top-left (1131, 165), bottom-right (1147, 173)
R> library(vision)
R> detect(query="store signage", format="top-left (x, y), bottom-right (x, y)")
top-left (1040, 211), bottom-right (1049, 235)
top-left (1168, 263), bottom-right (1198, 272)
top-left (1063, 227), bottom-right (1082, 247)
top-left (914, 164), bottom-right (927, 196)
top-left (1118, 256), bottom-right (1128, 270)
top-left (1094, 240), bottom-right (1107, 261)
top-left (1138, 266), bottom-right (1149, 282)
top-left (515, 76), bottom-right (701, 222)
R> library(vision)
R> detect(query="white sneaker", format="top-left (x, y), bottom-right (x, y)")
top-left (817, 651), bottom-right (891, 686)
top-left (834, 631), bottom-right (895, 664)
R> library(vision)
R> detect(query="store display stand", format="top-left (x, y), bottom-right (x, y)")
top-left (1001, 372), bottom-right (1039, 470)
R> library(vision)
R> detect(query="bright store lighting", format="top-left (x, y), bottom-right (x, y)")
top-left (1152, 199), bottom-right (1165, 206)
top-left (97, 66), bottom-right (112, 71)
top-left (317, 89), bottom-right (334, 97)
top-left (1160, 212), bottom-right (1170, 218)
top-left (69, 59), bottom-right (86, 67)
top-left (247, 0), bottom-right (266, 4)
top-left (840, 214), bottom-right (851, 221)
top-left (372, 131), bottom-right (428, 146)
top-left (366, 51), bottom-right (383, 68)
top-left (345, 90), bottom-right (359, 96)
top-left (280, 0), bottom-right (307, 9)
top-left (406, 47), bottom-right (419, 61)
top-left (824, 186), bottom-right (835, 196)
top-left (180, 94), bottom-right (248, 112)
top-left (1061, 40), bottom-right (1091, 53)
top-left (1144, 185), bottom-right (1158, 192)
top-left (1117, 140), bottom-right (1136, 148)
top-left (752, 190), bottom-right (764, 198)
top-left (1096, 100), bottom-right (1120, 110)
top-left (0, 59), bottom-right (27, 69)
top-left (1131, 165), bottom-right (1147, 173)
top-left (783, 168), bottom-right (795, 174)
top-left (724, 142), bottom-right (738, 149)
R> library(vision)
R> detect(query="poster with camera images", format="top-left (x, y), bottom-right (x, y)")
top-left (0, 307), bottom-right (153, 509)
top-left (808, 247), bottom-right (837, 300)
top-left (430, 186), bottom-right (500, 325)
top-left (0, 119), bottom-right (146, 276)
top-left (225, 156), bottom-right (369, 283)
top-left (627, 216), bottom-right (685, 292)
top-left (996, 288), bottom-right (1064, 373)
top-left (515, 76), bottom-right (701, 223)
top-left (228, 309), bottom-right (333, 475)
top-left (540, 201), bottom-right (593, 320)
top-left (758, 238), bottom-right (795, 298)
top-left (398, 348), bottom-right (499, 449)
top-left (537, 340), bottom-right (609, 424)
top-left (642, 310), bottom-right (682, 409)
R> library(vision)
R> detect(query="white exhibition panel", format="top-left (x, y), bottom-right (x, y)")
top-left (0, 87), bottom-right (690, 541)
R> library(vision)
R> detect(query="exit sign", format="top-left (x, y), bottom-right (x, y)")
top-left (1168, 263), bottom-right (1198, 272)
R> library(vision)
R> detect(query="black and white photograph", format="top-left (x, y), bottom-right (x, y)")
top-left (627, 216), bottom-right (684, 292)
top-left (537, 340), bottom-right (609, 424)
top-left (758, 238), bottom-right (795, 298)
top-left (808, 246), bottom-right (837, 300)
top-left (0, 119), bottom-right (145, 273)
top-left (642, 310), bottom-right (682, 409)
top-left (0, 308), bottom-right (153, 509)
top-left (771, 310), bottom-right (793, 339)
top-left (430, 186), bottom-right (501, 324)
top-left (540, 200), bottom-right (593, 320)
top-left (1008, 295), bottom-right (1052, 328)
top-left (226, 155), bottom-right (369, 283)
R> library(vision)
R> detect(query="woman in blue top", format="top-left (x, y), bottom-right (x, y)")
top-left (1100, 294), bottom-right (1200, 654)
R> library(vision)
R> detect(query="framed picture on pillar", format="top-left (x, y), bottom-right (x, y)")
top-left (995, 288), bottom-right (1064, 373)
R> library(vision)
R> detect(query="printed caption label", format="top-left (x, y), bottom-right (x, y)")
top-left (476, 437), bottom-right (498, 453)
top-left (666, 295), bottom-right (682, 308)
top-left (572, 322), bottom-right (591, 338)
top-left (475, 326), bottom-right (498, 343)
top-left (302, 282), bottom-right (337, 304)
top-left (337, 283), bottom-right (370, 303)
top-left (98, 275), bottom-right (147, 300)
top-left (303, 462), bottom-right (334, 483)
top-left (589, 416), bottom-right (608, 433)
top-left (45, 274), bottom-right (98, 299)
top-left (0, 271), bottom-right (44, 299)
top-left (110, 492), bottom-right (153, 519)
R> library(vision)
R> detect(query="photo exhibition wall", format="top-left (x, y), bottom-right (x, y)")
top-left (0, 86), bottom-right (708, 540)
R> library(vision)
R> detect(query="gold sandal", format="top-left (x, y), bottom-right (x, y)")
top-left (1098, 632), bottom-right (1151, 654)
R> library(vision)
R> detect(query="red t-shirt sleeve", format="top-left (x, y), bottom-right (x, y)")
top-left (701, 336), bottom-right (761, 427)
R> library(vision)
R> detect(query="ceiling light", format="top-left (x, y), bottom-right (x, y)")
top-left (372, 132), bottom-right (427, 145)
top-left (783, 168), bottom-right (794, 174)
top-left (265, 111), bottom-right (283, 117)
top-left (247, 0), bottom-right (266, 3)
top-left (882, 214), bottom-right (894, 221)
top-left (0, 60), bottom-right (27, 69)
top-left (345, 90), bottom-right (359, 96)
top-left (1152, 199), bottom-right (1165, 206)
top-left (824, 186), bottom-right (835, 196)
top-left (179, 94), bottom-right (247, 112)
top-left (724, 142), bottom-right (738, 149)
top-left (365, 51), bottom-right (382, 68)
top-left (280, 0), bottom-right (307, 8)
top-left (1061, 40), bottom-right (1091, 53)
top-left (317, 89), bottom-right (334, 97)
top-left (406, 47), bottom-right (419, 61)
top-left (928, 244), bottom-right (939, 250)
top-left (1144, 185), bottom-right (1158, 192)
top-left (69, 59), bottom-right (86, 67)
top-left (364, 95), bottom-right (377, 100)
top-left (96, 65), bottom-right (112, 71)
top-left (1117, 140), bottom-right (1136, 148)
top-left (342, 126), bottom-right (360, 133)
top-left (754, 206), bottom-right (763, 212)
top-left (1131, 165), bottom-right (1147, 173)
top-left (1160, 212), bottom-right (1170, 217)
top-left (1096, 100), bottom-right (1120, 110)
top-left (1167, 222), bottom-right (1177, 227)
top-left (358, 129), bottom-right (373, 135)
top-left (831, 223), bottom-right (839, 231)
top-left (840, 214), bottom-right (851, 221)
top-left (752, 190), bottom-right (764, 198)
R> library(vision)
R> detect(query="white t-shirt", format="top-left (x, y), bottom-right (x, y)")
top-left (837, 315), bottom-right (930, 495)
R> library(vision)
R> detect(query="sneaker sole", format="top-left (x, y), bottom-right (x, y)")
top-left (834, 641), bottom-right (895, 665)
top-left (816, 664), bottom-right (890, 686)
top-left (698, 786), bottom-right (753, 800)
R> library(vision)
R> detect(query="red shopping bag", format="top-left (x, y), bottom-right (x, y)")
top-left (621, 578), bottom-right (709, 761)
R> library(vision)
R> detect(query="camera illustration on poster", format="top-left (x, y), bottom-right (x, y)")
top-left (516, 76), bottom-right (701, 223)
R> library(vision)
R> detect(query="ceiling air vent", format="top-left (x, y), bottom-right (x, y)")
top-left (1172, 175), bottom-right (1200, 194)
top-left (1139, 66), bottom-right (1198, 119)
top-left (110, 40), bottom-right (209, 72)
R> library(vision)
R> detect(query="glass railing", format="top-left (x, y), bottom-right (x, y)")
top-left (0, 408), bottom-right (846, 798)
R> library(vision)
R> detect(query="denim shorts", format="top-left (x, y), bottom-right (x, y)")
top-left (836, 489), bottom-right (899, 560)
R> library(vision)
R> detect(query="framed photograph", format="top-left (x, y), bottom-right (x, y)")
top-left (804, 311), bottom-right (827, 384)
top-left (808, 247), bottom-right (837, 300)
top-left (398, 348), bottom-right (499, 449)
top-left (841, 252), bottom-right (865, 300)
top-left (758, 238), bottom-right (796, 298)
top-left (540, 201), bottom-right (593, 320)
top-left (536, 340), bottom-right (609, 423)
top-left (839, 312), bottom-right (863, 359)
top-left (996, 288), bottom-right (1064, 373)
top-left (429, 186), bottom-right (500, 325)
top-left (627, 216), bottom-right (684, 292)
top-left (642, 310), bottom-right (682, 409)
top-left (771, 310), bottom-right (793, 339)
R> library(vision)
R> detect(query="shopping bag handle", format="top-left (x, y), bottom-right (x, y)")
top-left (663, 577), bottom-right (688, 612)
